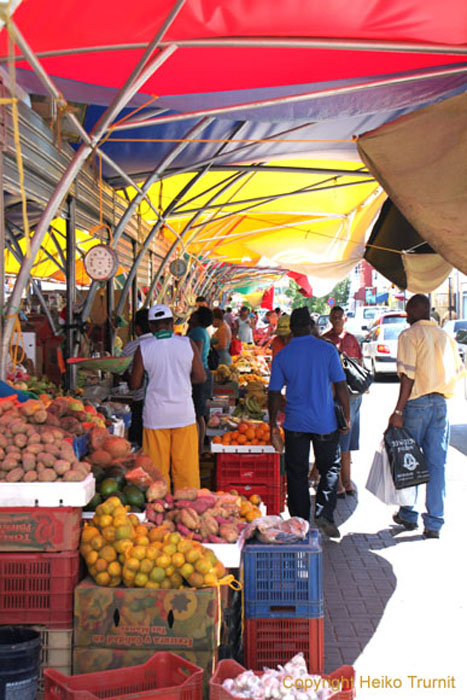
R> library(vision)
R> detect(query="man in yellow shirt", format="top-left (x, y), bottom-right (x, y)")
top-left (389, 294), bottom-right (465, 539)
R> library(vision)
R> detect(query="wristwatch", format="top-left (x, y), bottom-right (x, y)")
top-left (394, 409), bottom-right (403, 416)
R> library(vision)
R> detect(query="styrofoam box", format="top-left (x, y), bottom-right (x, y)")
top-left (0, 474), bottom-right (95, 507)
top-left (211, 443), bottom-right (276, 453)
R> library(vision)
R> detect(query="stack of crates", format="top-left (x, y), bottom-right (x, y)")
top-left (241, 529), bottom-right (324, 673)
top-left (216, 452), bottom-right (281, 514)
top-left (0, 506), bottom-right (82, 696)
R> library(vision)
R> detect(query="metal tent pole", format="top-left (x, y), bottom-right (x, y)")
top-left (65, 195), bottom-right (76, 390)
top-left (2, 0), bottom-right (185, 362)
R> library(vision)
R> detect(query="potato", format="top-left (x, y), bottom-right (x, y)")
top-left (62, 470), bottom-right (83, 481)
top-left (44, 443), bottom-right (61, 456)
top-left (59, 447), bottom-right (76, 461)
top-left (0, 448), bottom-right (4, 461)
top-left (76, 461), bottom-right (92, 473)
top-left (38, 468), bottom-right (57, 482)
top-left (2, 456), bottom-right (19, 471)
top-left (6, 444), bottom-right (21, 454)
top-left (37, 452), bottom-right (55, 468)
top-left (22, 453), bottom-right (36, 471)
top-left (10, 420), bottom-right (27, 434)
top-left (40, 430), bottom-right (55, 444)
top-left (6, 467), bottom-right (24, 482)
top-left (26, 443), bottom-right (42, 455)
top-left (33, 410), bottom-right (48, 424)
top-left (0, 471), bottom-right (7, 481)
top-left (14, 434), bottom-right (28, 449)
top-left (54, 459), bottom-right (71, 476)
top-left (0, 435), bottom-right (7, 449)
top-left (28, 433), bottom-right (41, 444)
top-left (23, 470), bottom-right (38, 482)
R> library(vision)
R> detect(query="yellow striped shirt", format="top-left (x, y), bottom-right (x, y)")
top-left (397, 320), bottom-right (465, 400)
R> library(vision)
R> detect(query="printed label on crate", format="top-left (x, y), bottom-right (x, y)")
top-left (73, 647), bottom-right (215, 677)
top-left (74, 579), bottom-right (220, 651)
top-left (0, 508), bottom-right (81, 551)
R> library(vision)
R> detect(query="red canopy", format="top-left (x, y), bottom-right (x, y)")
top-left (2, 0), bottom-right (465, 95)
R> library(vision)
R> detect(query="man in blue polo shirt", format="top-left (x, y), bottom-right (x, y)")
top-left (268, 307), bottom-right (350, 538)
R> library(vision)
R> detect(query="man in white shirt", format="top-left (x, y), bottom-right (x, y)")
top-left (121, 308), bottom-right (153, 446)
top-left (130, 304), bottom-right (206, 491)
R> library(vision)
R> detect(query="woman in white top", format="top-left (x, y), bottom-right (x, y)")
top-left (237, 306), bottom-right (254, 344)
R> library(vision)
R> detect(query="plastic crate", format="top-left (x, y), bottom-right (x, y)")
top-left (0, 551), bottom-right (80, 628)
top-left (35, 627), bottom-right (73, 699)
top-left (216, 453), bottom-right (280, 485)
top-left (279, 474), bottom-right (287, 513)
top-left (216, 480), bottom-right (281, 516)
top-left (244, 617), bottom-right (324, 674)
top-left (44, 651), bottom-right (203, 700)
top-left (242, 529), bottom-right (322, 618)
top-left (0, 507), bottom-right (82, 552)
top-left (210, 659), bottom-right (355, 700)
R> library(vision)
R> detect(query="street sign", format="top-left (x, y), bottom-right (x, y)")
top-left (328, 297), bottom-right (336, 307)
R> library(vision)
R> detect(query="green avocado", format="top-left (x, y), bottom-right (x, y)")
top-left (99, 478), bottom-right (119, 498)
top-left (104, 466), bottom-right (126, 488)
top-left (91, 465), bottom-right (106, 483)
top-left (123, 484), bottom-right (146, 509)
top-left (84, 493), bottom-right (102, 512)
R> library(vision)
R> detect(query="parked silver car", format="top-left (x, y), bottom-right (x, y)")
top-left (362, 323), bottom-right (408, 377)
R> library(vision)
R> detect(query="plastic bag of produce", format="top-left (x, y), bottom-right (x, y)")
top-left (243, 515), bottom-right (309, 544)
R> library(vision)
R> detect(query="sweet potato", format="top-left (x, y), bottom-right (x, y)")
top-left (38, 468), bottom-right (57, 481)
top-left (179, 507), bottom-right (201, 530)
top-left (176, 522), bottom-right (194, 538)
top-left (207, 534), bottom-right (228, 544)
top-left (182, 497), bottom-right (215, 515)
top-left (219, 523), bottom-right (239, 543)
top-left (6, 467), bottom-right (24, 482)
top-left (200, 512), bottom-right (218, 535)
top-left (146, 479), bottom-right (168, 502)
top-left (174, 487), bottom-right (198, 501)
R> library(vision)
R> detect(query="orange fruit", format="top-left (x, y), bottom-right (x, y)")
top-left (107, 561), bottom-right (122, 577)
top-left (125, 557), bottom-right (141, 572)
top-left (95, 558), bottom-right (108, 572)
top-left (187, 572), bottom-right (204, 588)
top-left (134, 525), bottom-right (149, 537)
top-left (80, 543), bottom-right (93, 557)
top-left (132, 545), bottom-right (147, 561)
top-left (134, 572), bottom-right (149, 587)
top-left (195, 557), bottom-right (211, 574)
top-left (90, 535), bottom-right (104, 551)
top-left (156, 553), bottom-right (171, 569)
top-left (149, 527), bottom-right (165, 542)
top-left (134, 536), bottom-right (150, 547)
top-left (245, 428), bottom-right (255, 441)
top-left (149, 567), bottom-right (166, 583)
top-left (180, 562), bottom-right (194, 579)
top-left (172, 552), bottom-right (185, 568)
top-left (203, 573), bottom-right (218, 587)
top-left (185, 548), bottom-right (201, 564)
top-left (85, 550), bottom-right (99, 566)
top-left (212, 435), bottom-right (221, 444)
top-left (169, 572), bottom-right (184, 588)
top-left (95, 572), bottom-right (111, 586)
top-left (237, 434), bottom-right (247, 444)
top-left (238, 423), bottom-right (248, 434)
top-left (102, 526), bottom-right (116, 543)
top-left (99, 545), bottom-right (117, 563)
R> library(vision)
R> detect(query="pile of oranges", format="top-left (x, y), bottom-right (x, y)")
top-left (122, 528), bottom-right (226, 590)
top-left (213, 420), bottom-right (282, 447)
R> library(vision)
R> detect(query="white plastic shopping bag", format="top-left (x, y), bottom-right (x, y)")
top-left (366, 441), bottom-right (416, 506)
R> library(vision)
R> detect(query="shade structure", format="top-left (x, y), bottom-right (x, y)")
top-left (364, 199), bottom-right (452, 292)
top-left (0, 0), bottom-right (465, 322)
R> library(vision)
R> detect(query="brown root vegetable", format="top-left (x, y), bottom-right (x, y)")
top-left (133, 454), bottom-right (164, 481)
top-left (89, 450), bottom-right (113, 468)
top-left (6, 467), bottom-right (25, 482)
top-left (59, 416), bottom-right (81, 433)
top-left (37, 452), bottom-right (55, 468)
top-left (44, 443), bottom-right (61, 456)
top-left (174, 487), bottom-right (198, 501)
top-left (47, 398), bottom-right (69, 417)
top-left (13, 434), bottom-right (28, 449)
top-left (54, 459), bottom-right (71, 475)
top-left (0, 448), bottom-right (4, 461)
top-left (0, 435), bottom-right (8, 449)
top-left (146, 479), bottom-right (168, 502)
top-left (179, 507), bottom-right (201, 531)
top-left (6, 444), bottom-right (22, 455)
top-left (219, 523), bottom-right (239, 543)
top-left (75, 461), bottom-right (91, 473)
top-left (71, 410), bottom-right (87, 422)
top-left (26, 443), bottom-right (42, 455)
top-left (28, 433), bottom-right (41, 444)
top-left (20, 400), bottom-right (42, 417)
top-left (23, 470), bottom-right (38, 482)
top-left (2, 456), bottom-right (19, 471)
top-left (22, 453), bottom-right (36, 471)
top-left (11, 420), bottom-right (27, 434)
top-left (38, 468), bottom-right (57, 482)
top-left (62, 470), bottom-right (83, 482)
top-left (0, 471), bottom-right (7, 481)
top-left (200, 512), bottom-right (219, 536)
top-left (33, 410), bottom-right (48, 424)
top-left (45, 412), bottom-right (61, 427)
top-left (102, 436), bottom-right (131, 460)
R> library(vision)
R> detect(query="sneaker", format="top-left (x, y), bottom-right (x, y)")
top-left (392, 513), bottom-right (418, 531)
top-left (423, 529), bottom-right (440, 539)
top-left (315, 516), bottom-right (340, 538)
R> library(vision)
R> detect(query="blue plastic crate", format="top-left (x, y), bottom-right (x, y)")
top-left (72, 433), bottom-right (89, 459)
top-left (242, 529), bottom-right (323, 619)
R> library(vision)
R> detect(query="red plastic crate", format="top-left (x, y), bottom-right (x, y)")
top-left (44, 651), bottom-right (203, 700)
top-left (216, 453), bottom-right (280, 485)
top-left (0, 551), bottom-right (80, 628)
top-left (210, 659), bottom-right (355, 700)
top-left (0, 507), bottom-right (82, 552)
top-left (244, 617), bottom-right (324, 674)
top-left (216, 480), bottom-right (281, 516)
top-left (279, 474), bottom-right (287, 513)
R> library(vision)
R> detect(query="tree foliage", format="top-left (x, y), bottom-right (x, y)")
top-left (285, 277), bottom-right (350, 314)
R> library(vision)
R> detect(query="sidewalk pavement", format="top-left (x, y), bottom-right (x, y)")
top-left (320, 383), bottom-right (467, 699)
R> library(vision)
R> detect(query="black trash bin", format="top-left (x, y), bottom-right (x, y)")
top-left (0, 626), bottom-right (41, 700)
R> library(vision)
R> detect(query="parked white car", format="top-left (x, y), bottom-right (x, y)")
top-left (443, 319), bottom-right (467, 364)
top-left (362, 323), bottom-right (408, 377)
top-left (346, 305), bottom-right (387, 340)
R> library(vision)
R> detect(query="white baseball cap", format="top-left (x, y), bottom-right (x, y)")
top-left (148, 304), bottom-right (173, 321)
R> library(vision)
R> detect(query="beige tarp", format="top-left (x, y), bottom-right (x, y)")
top-left (357, 93), bottom-right (467, 275)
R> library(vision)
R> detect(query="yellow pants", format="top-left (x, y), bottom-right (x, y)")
top-left (142, 423), bottom-right (200, 492)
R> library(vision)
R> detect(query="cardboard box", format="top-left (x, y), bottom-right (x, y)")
top-left (74, 578), bottom-right (220, 651)
top-left (0, 507), bottom-right (81, 552)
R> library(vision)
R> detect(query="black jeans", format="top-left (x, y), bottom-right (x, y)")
top-left (129, 400), bottom-right (144, 446)
top-left (284, 429), bottom-right (341, 522)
